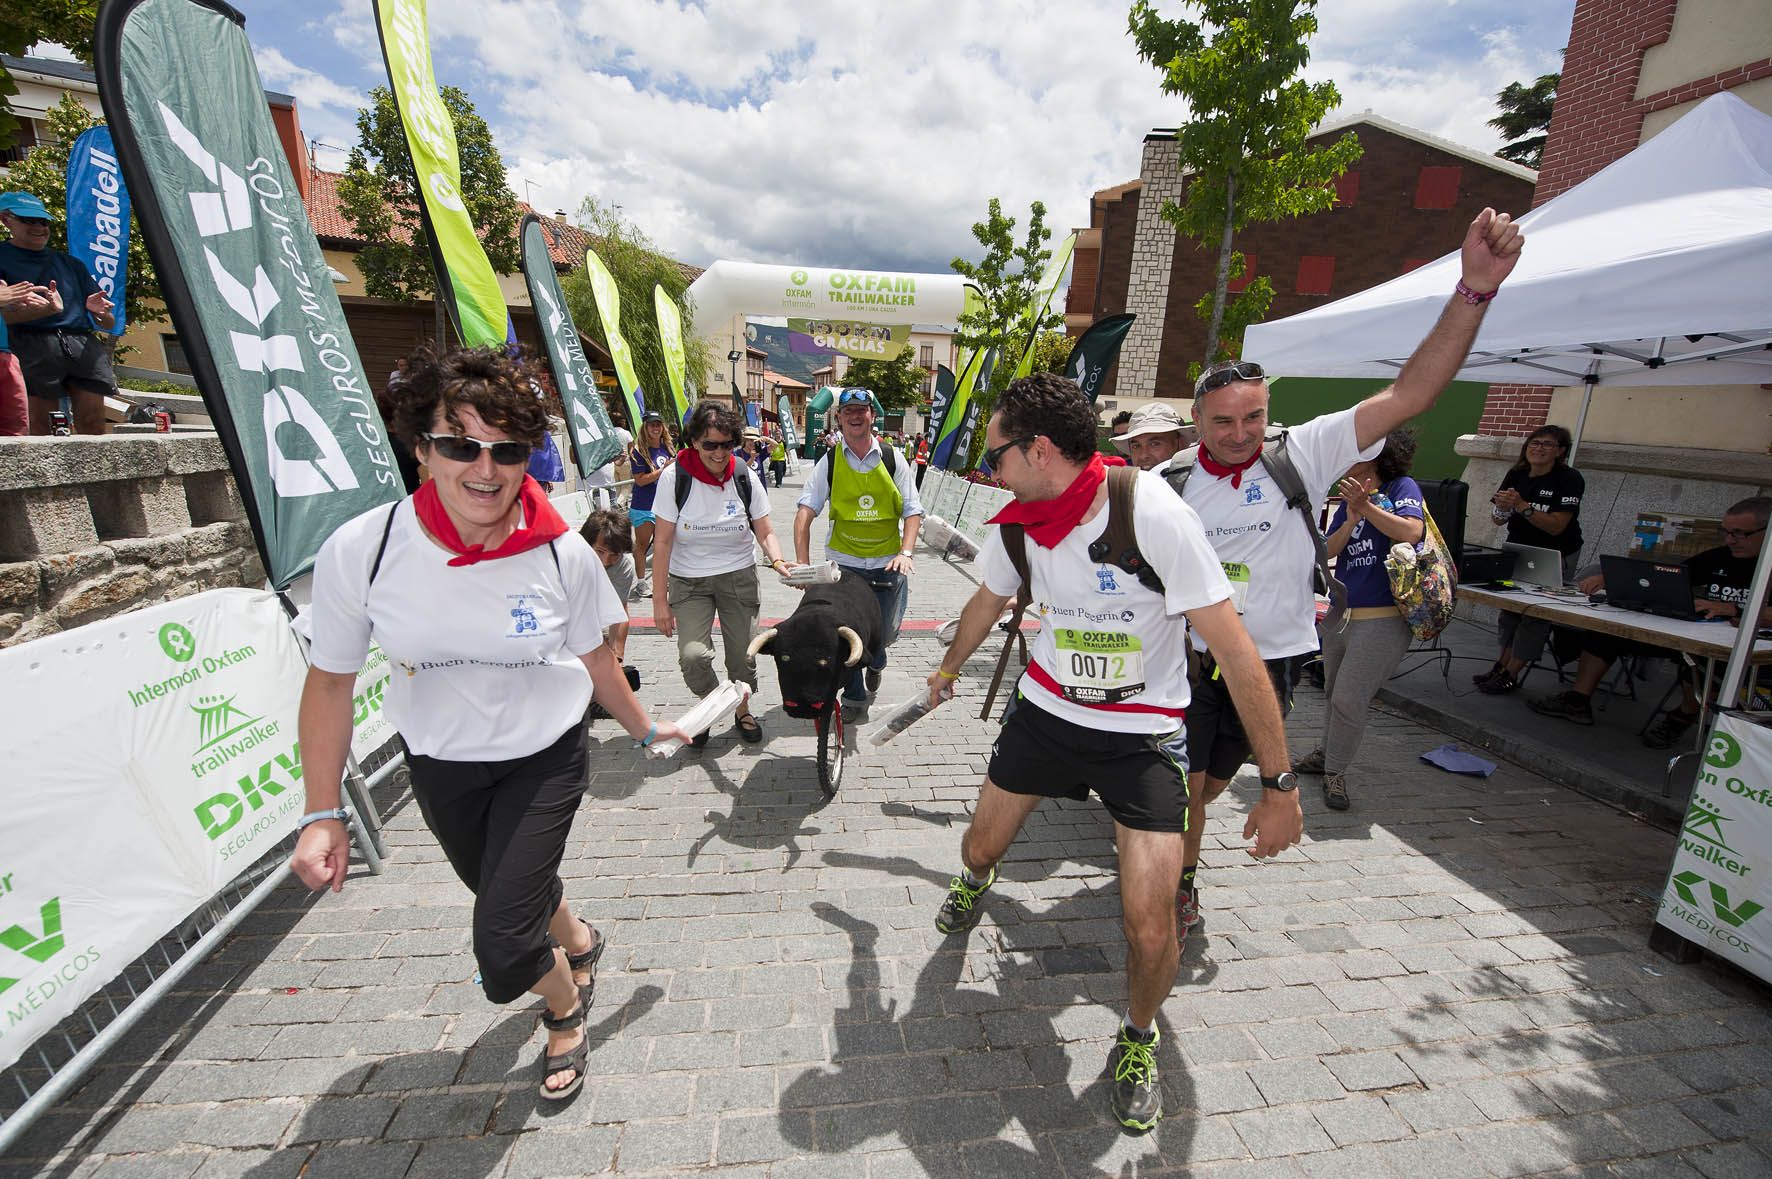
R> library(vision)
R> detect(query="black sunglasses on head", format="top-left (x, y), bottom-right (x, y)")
top-left (1194, 360), bottom-right (1265, 398)
top-left (698, 437), bottom-right (737, 452)
top-left (422, 432), bottom-right (530, 465)
top-left (984, 435), bottom-right (1035, 469)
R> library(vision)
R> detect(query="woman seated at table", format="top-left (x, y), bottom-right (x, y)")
top-left (1474, 425), bottom-right (1584, 694)
top-left (1294, 430), bottom-right (1423, 811)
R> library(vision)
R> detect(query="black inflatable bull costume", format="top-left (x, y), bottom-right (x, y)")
top-left (747, 569), bottom-right (883, 719)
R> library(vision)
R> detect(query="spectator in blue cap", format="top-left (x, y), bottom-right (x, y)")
top-left (0, 191), bottom-right (118, 435)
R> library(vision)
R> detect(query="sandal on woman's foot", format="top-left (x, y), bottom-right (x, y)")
top-left (538, 1000), bottom-right (588, 1101)
top-left (566, 919), bottom-right (605, 1006)
top-left (735, 713), bottom-right (763, 744)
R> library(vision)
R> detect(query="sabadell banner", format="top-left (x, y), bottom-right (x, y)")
top-left (1657, 712), bottom-right (1772, 983)
top-left (0, 590), bottom-right (365, 1073)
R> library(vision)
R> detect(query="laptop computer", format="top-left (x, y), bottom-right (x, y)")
top-left (1458, 545), bottom-right (1517, 585)
top-left (1601, 555), bottom-right (1701, 620)
top-left (1502, 542), bottom-right (1565, 588)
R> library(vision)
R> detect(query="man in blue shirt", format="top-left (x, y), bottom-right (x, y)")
top-left (0, 192), bottom-right (118, 435)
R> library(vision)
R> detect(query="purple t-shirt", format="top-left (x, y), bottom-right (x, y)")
top-left (628, 445), bottom-right (674, 511)
top-left (1328, 476), bottom-right (1424, 608)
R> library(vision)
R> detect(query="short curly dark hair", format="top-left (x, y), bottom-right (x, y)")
top-left (994, 372), bottom-right (1097, 464)
top-left (1374, 427), bottom-right (1418, 484)
top-left (390, 346), bottom-right (549, 451)
top-left (580, 508), bottom-right (633, 554)
top-left (683, 399), bottom-right (743, 443)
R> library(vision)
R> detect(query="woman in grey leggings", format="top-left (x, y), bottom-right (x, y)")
top-left (1295, 431), bottom-right (1425, 810)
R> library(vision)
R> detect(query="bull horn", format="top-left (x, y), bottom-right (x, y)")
top-left (746, 628), bottom-right (779, 658)
top-left (837, 626), bottom-right (865, 667)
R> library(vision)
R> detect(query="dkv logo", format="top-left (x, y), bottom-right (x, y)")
top-left (156, 101), bottom-right (362, 500)
top-left (0, 895), bottom-right (100, 1007)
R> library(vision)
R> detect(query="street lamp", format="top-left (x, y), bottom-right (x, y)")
top-left (727, 349), bottom-right (742, 400)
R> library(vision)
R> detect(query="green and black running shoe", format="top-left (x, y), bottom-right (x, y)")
top-left (1108, 1024), bottom-right (1162, 1130)
top-left (934, 866), bottom-right (996, 934)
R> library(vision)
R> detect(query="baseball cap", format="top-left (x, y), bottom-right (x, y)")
top-left (642, 410), bottom-right (663, 423)
top-left (1111, 402), bottom-right (1186, 443)
top-left (836, 388), bottom-right (872, 407)
top-left (0, 192), bottom-right (51, 220)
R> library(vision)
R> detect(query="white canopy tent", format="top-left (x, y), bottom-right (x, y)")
top-left (1243, 91), bottom-right (1772, 709)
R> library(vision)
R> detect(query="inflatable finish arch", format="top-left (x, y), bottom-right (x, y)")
top-left (684, 261), bottom-right (975, 331)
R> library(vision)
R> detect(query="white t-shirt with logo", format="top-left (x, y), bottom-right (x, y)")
top-left (978, 470), bottom-right (1231, 734)
top-left (654, 462), bottom-right (770, 578)
top-left (1177, 407), bottom-right (1380, 659)
top-left (307, 501), bottom-right (624, 761)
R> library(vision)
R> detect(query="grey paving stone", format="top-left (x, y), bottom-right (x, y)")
top-left (284, 1096), bottom-right (398, 1143)
top-left (299, 1141), bottom-right (418, 1179)
top-left (716, 1111), bottom-right (814, 1164)
top-left (81, 1155), bottom-right (204, 1179)
top-left (1246, 1058), bottom-right (1346, 1105)
top-left (385, 1091), bottom-right (498, 1140)
top-left (1385, 1088), bottom-right (1488, 1134)
top-left (190, 1147), bottom-right (309, 1178)
top-left (503, 1126), bottom-right (621, 1178)
top-left (611, 1119), bottom-right (714, 1170)
top-left (185, 1102), bottom-right (299, 1149)
top-left (1311, 1095), bottom-right (1412, 1146)
top-left (403, 1135), bottom-right (515, 1178)
top-left (1231, 1107), bottom-right (1336, 1158)
top-left (1322, 1051), bottom-right (1417, 1092)
top-left (1685, 1141), bottom-right (1772, 1179)
top-left (588, 1075), bottom-right (694, 1122)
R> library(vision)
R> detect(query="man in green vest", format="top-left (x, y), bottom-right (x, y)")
top-left (793, 386), bottom-right (924, 706)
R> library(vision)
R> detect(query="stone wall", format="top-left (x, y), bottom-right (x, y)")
top-left (0, 435), bottom-right (265, 648)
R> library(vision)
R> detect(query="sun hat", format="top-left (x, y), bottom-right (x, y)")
top-left (1111, 402), bottom-right (1186, 443)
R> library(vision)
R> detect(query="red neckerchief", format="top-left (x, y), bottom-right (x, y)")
top-left (1101, 454), bottom-right (1129, 467)
top-left (1198, 443), bottom-right (1263, 489)
top-left (988, 453), bottom-right (1107, 549)
top-left (413, 475), bottom-right (568, 567)
top-left (678, 446), bottom-right (733, 487)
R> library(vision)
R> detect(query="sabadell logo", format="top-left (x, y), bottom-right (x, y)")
top-left (159, 622), bottom-right (197, 663)
top-left (1707, 733), bottom-right (1743, 770)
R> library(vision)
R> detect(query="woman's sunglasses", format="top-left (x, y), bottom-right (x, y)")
top-left (421, 432), bottom-right (530, 465)
top-left (698, 437), bottom-right (738, 452)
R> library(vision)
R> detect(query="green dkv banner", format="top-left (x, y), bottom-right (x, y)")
top-left (95, 0), bottom-right (401, 588)
top-left (374, 0), bottom-right (508, 346)
top-left (520, 216), bottom-right (621, 477)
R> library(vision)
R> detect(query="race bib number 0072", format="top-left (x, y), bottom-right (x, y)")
top-left (1052, 628), bottom-right (1145, 705)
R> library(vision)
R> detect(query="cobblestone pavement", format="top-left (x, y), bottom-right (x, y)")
top-left (7, 468), bottom-right (1771, 1178)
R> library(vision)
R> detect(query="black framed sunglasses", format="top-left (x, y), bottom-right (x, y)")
top-left (698, 437), bottom-right (738, 452)
top-left (1722, 526), bottom-right (1766, 540)
top-left (421, 432), bottom-right (531, 465)
top-left (1194, 360), bottom-right (1265, 398)
top-left (983, 435), bottom-right (1035, 469)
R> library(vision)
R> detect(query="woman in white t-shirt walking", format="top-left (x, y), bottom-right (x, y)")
top-left (653, 400), bottom-right (793, 746)
top-left (290, 347), bottom-right (688, 1103)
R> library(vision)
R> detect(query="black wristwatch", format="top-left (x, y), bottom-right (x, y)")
top-left (1260, 773), bottom-right (1299, 793)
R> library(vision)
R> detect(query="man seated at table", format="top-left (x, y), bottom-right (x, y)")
top-left (1526, 496), bottom-right (1771, 741)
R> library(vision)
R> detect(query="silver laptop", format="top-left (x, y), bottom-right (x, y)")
top-left (1502, 542), bottom-right (1565, 588)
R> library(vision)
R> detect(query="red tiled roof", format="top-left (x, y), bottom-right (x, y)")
top-left (302, 167), bottom-right (702, 283)
top-left (762, 369), bottom-right (809, 389)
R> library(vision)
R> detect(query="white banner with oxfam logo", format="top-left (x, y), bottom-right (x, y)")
top-left (1657, 711), bottom-right (1772, 982)
top-left (0, 590), bottom-right (311, 1072)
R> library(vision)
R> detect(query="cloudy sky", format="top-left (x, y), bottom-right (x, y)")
top-left (223, 0), bottom-right (1571, 275)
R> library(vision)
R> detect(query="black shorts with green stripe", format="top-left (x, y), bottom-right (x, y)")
top-left (987, 695), bottom-right (1190, 833)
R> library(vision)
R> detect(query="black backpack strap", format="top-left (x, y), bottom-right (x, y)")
top-left (1261, 433), bottom-right (1346, 614)
top-left (881, 445), bottom-right (896, 478)
top-left (673, 463), bottom-right (691, 514)
top-left (368, 500), bottom-right (400, 586)
top-left (736, 466), bottom-right (755, 515)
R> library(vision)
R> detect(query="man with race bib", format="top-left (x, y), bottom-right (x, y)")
top-left (1169, 207), bottom-right (1524, 946)
top-left (923, 371), bottom-right (1301, 1130)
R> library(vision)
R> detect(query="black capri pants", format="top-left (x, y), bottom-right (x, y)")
top-left (404, 716), bottom-right (588, 1004)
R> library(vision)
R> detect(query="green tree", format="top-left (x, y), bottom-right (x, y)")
top-left (1130, 0), bottom-right (1361, 372)
top-left (2, 93), bottom-right (165, 348)
top-left (0, 1), bottom-right (97, 149)
top-left (948, 197), bottom-right (1061, 463)
top-left (1490, 73), bottom-right (1558, 169)
top-left (561, 198), bottom-right (711, 416)
top-left (336, 85), bottom-right (521, 311)
top-left (844, 346), bottom-right (928, 411)
top-left (1026, 330), bottom-right (1072, 376)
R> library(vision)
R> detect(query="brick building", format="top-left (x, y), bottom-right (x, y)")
top-left (1474, 0), bottom-right (1772, 445)
top-left (1066, 114), bottom-right (1535, 408)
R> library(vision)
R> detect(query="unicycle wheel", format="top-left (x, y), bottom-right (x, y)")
top-left (815, 704), bottom-right (845, 797)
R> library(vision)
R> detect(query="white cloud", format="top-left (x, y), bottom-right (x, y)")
top-left (251, 0), bottom-right (1570, 279)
